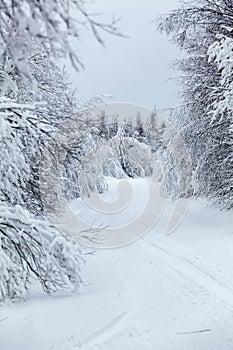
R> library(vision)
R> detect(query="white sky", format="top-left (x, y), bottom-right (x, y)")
top-left (67, 0), bottom-right (182, 110)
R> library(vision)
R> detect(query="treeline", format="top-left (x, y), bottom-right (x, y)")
top-left (62, 111), bottom-right (160, 200)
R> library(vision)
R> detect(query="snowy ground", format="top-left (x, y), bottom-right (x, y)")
top-left (1, 178), bottom-right (233, 350)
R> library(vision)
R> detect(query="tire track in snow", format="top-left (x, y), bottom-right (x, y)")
top-left (142, 236), bottom-right (233, 311)
top-left (63, 309), bottom-right (132, 350)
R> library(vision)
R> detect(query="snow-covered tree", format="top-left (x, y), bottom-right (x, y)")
top-left (208, 30), bottom-right (233, 121)
top-left (202, 28), bottom-right (233, 208)
top-left (0, 98), bottom-right (38, 207)
top-left (0, 0), bottom-right (121, 301)
top-left (110, 126), bottom-right (153, 178)
top-left (0, 99), bottom-right (86, 301)
top-left (158, 0), bottom-right (233, 208)
top-left (0, 0), bottom-right (121, 91)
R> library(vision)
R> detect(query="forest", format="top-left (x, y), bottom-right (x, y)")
top-left (0, 1), bottom-right (232, 349)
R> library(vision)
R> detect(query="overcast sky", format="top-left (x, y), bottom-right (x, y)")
top-left (67, 0), bottom-right (182, 110)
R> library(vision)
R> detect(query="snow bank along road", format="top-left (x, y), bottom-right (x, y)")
top-left (1, 178), bottom-right (233, 350)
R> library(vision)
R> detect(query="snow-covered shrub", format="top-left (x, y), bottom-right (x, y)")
top-left (103, 159), bottom-right (128, 179)
top-left (0, 205), bottom-right (83, 302)
top-left (62, 130), bottom-right (100, 201)
top-left (195, 119), bottom-right (233, 209)
top-left (110, 127), bottom-right (154, 178)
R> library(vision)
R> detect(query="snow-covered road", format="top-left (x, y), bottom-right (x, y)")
top-left (1, 179), bottom-right (233, 350)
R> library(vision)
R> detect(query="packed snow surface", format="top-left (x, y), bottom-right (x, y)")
top-left (1, 178), bottom-right (233, 350)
